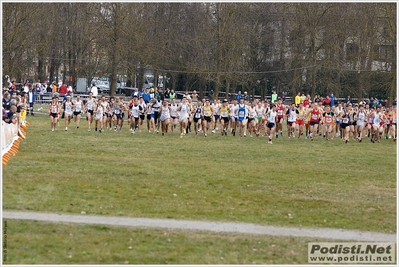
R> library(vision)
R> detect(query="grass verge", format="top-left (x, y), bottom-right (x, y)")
top-left (4, 219), bottom-right (345, 264)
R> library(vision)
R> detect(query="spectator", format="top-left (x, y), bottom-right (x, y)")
top-left (63, 89), bottom-right (72, 102)
top-left (314, 94), bottom-right (321, 103)
top-left (243, 91), bottom-right (248, 101)
top-left (154, 87), bottom-right (160, 99)
top-left (392, 98), bottom-right (397, 106)
top-left (330, 93), bottom-right (336, 106)
top-left (159, 88), bottom-right (164, 101)
top-left (235, 91), bottom-right (243, 101)
top-left (27, 87), bottom-right (36, 115)
top-left (3, 92), bottom-right (11, 109)
top-left (300, 93), bottom-right (306, 104)
top-left (164, 88), bottom-right (171, 100)
top-left (23, 81), bottom-right (29, 93)
top-left (183, 90), bottom-right (191, 100)
top-left (142, 89), bottom-right (150, 103)
top-left (90, 82), bottom-right (98, 98)
top-left (191, 90), bottom-right (199, 101)
top-left (295, 92), bottom-right (301, 106)
top-left (345, 95), bottom-right (352, 105)
top-left (169, 89), bottom-right (176, 102)
top-left (35, 83), bottom-right (41, 94)
top-left (281, 91), bottom-right (286, 104)
top-left (271, 90), bottom-right (278, 103)
top-left (10, 80), bottom-right (16, 91)
top-left (130, 88), bottom-right (142, 98)
top-left (322, 95), bottom-right (331, 107)
top-left (373, 98), bottom-right (378, 108)
top-left (4, 104), bottom-right (17, 124)
top-left (59, 83), bottom-right (68, 95)
top-left (52, 82), bottom-right (58, 94)
top-left (149, 87), bottom-right (155, 99)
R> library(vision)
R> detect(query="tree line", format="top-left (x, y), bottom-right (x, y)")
top-left (2, 3), bottom-right (396, 102)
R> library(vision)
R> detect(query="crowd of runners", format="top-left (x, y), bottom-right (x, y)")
top-left (47, 92), bottom-right (397, 144)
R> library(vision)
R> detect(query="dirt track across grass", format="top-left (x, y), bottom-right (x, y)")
top-left (3, 210), bottom-right (396, 242)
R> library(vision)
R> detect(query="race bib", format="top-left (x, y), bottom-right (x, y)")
top-left (221, 111), bottom-right (227, 117)
top-left (238, 111), bottom-right (245, 117)
top-left (326, 117), bottom-right (332, 123)
top-left (195, 113), bottom-right (201, 118)
top-left (343, 118), bottom-right (349, 123)
top-left (311, 114), bottom-right (318, 120)
top-left (278, 110), bottom-right (283, 115)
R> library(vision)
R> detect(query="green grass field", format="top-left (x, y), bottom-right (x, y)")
top-left (4, 219), bottom-right (344, 264)
top-left (2, 113), bottom-right (397, 263)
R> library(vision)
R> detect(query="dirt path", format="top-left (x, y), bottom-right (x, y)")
top-left (3, 210), bottom-right (396, 242)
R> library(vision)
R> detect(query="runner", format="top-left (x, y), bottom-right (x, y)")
top-left (211, 99), bottom-right (221, 133)
top-left (119, 98), bottom-right (128, 131)
top-left (170, 98), bottom-right (179, 133)
top-left (334, 103), bottom-right (343, 138)
top-left (229, 99), bottom-right (238, 136)
top-left (72, 95), bottom-right (83, 129)
top-left (127, 97), bottom-right (136, 132)
top-left (100, 95), bottom-right (110, 133)
top-left (389, 105), bottom-right (397, 142)
top-left (307, 103), bottom-right (321, 141)
top-left (202, 99), bottom-right (214, 137)
top-left (220, 99), bottom-right (230, 136)
top-left (254, 101), bottom-right (264, 137)
top-left (112, 97), bottom-right (124, 132)
top-left (247, 101), bottom-right (257, 137)
top-left (84, 92), bottom-right (96, 132)
top-left (48, 96), bottom-right (60, 131)
top-left (193, 100), bottom-right (203, 135)
top-left (106, 97), bottom-right (114, 130)
top-left (349, 103), bottom-right (357, 141)
top-left (339, 104), bottom-right (352, 143)
top-left (295, 102), bottom-right (305, 138)
top-left (322, 105), bottom-right (335, 140)
top-left (276, 98), bottom-right (285, 138)
top-left (187, 97), bottom-right (196, 133)
top-left (152, 96), bottom-right (162, 133)
top-left (371, 105), bottom-right (385, 143)
top-left (63, 95), bottom-right (74, 131)
top-left (286, 103), bottom-right (297, 138)
top-left (177, 96), bottom-right (190, 138)
top-left (94, 98), bottom-right (104, 133)
top-left (146, 99), bottom-right (155, 133)
top-left (130, 98), bottom-right (140, 134)
top-left (355, 104), bottom-right (367, 142)
top-left (235, 98), bottom-right (249, 137)
top-left (265, 104), bottom-right (277, 144)
top-left (138, 97), bottom-right (147, 132)
top-left (159, 100), bottom-right (172, 135)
